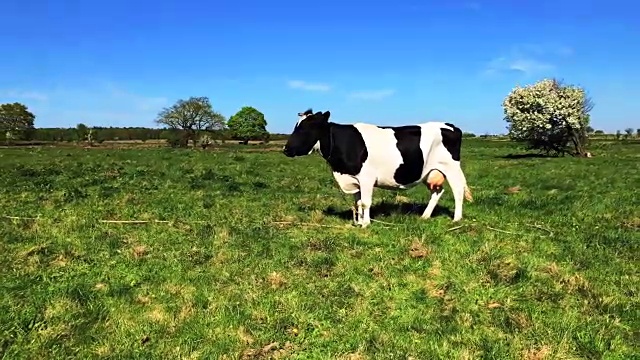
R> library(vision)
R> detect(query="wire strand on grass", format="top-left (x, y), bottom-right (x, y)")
top-left (525, 223), bottom-right (554, 236)
top-left (98, 220), bottom-right (172, 224)
top-left (3, 215), bottom-right (553, 237)
top-left (271, 221), bottom-right (347, 228)
top-left (2, 215), bottom-right (40, 220)
top-left (447, 223), bottom-right (550, 237)
top-left (98, 219), bottom-right (210, 225)
top-left (486, 226), bottom-right (528, 236)
top-left (447, 225), bottom-right (466, 231)
top-left (371, 219), bottom-right (403, 226)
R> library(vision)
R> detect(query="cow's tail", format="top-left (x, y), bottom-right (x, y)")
top-left (464, 184), bottom-right (473, 202)
top-left (449, 122), bottom-right (473, 203)
top-left (456, 165), bottom-right (473, 203)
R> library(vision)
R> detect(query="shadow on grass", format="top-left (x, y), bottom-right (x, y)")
top-left (322, 201), bottom-right (454, 221)
top-left (499, 153), bottom-right (556, 159)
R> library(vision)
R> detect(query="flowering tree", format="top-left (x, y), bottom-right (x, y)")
top-left (502, 78), bottom-right (594, 156)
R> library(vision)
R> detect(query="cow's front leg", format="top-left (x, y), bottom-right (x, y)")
top-left (358, 183), bottom-right (374, 228)
top-left (352, 191), bottom-right (362, 226)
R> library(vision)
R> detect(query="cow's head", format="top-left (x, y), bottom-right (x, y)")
top-left (282, 109), bottom-right (331, 157)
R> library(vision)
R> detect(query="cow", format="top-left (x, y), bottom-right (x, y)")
top-left (282, 108), bottom-right (473, 228)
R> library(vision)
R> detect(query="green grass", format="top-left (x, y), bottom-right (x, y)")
top-left (1, 139), bottom-right (638, 359)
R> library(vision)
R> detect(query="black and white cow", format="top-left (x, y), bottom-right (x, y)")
top-left (282, 109), bottom-right (473, 228)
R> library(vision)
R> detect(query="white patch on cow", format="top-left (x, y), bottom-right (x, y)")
top-left (331, 172), bottom-right (360, 194)
top-left (309, 141), bottom-right (321, 155)
top-left (353, 123), bottom-right (410, 189)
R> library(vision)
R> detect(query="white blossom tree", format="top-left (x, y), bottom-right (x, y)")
top-left (502, 78), bottom-right (594, 156)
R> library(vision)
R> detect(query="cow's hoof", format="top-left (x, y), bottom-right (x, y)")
top-left (452, 216), bottom-right (462, 222)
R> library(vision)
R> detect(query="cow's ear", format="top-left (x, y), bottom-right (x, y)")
top-left (322, 111), bottom-right (331, 122)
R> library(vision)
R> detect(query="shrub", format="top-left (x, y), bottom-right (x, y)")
top-left (502, 78), bottom-right (593, 156)
top-left (165, 133), bottom-right (188, 148)
top-left (199, 133), bottom-right (215, 149)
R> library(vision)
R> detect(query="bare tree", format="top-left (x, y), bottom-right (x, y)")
top-left (155, 96), bottom-right (226, 147)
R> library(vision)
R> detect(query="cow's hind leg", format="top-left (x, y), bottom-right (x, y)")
top-left (421, 187), bottom-right (445, 219)
top-left (422, 169), bottom-right (446, 219)
top-left (441, 164), bottom-right (467, 222)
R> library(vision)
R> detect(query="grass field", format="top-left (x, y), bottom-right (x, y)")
top-left (1, 139), bottom-right (638, 359)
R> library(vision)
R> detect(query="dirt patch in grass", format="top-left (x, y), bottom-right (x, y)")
top-left (523, 345), bottom-right (551, 360)
top-left (622, 217), bottom-right (640, 229)
top-left (408, 238), bottom-right (431, 258)
top-left (241, 341), bottom-right (294, 359)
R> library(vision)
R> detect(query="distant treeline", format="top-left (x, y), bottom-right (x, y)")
top-left (1, 127), bottom-right (292, 143)
top-left (1, 126), bottom-right (632, 144)
top-left (0, 126), bottom-right (495, 143)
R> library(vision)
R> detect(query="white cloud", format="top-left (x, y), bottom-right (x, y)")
top-left (104, 83), bottom-right (169, 111)
top-left (347, 89), bottom-right (396, 101)
top-left (287, 80), bottom-right (331, 92)
top-left (556, 46), bottom-right (574, 57)
top-left (0, 90), bottom-right (49, 102)
top-left (1, 82), bottom-right (170, 127)
top-left (481, 43), bottom-right (571, 77)
top-left (484, 56), bottom-right (554, 76)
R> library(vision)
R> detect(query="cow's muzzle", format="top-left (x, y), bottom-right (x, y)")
top-left (282, 145), bottom-right (294, 157)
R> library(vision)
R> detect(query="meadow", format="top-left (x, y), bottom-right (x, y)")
top-left (1, 139), bottom-right (638, 359)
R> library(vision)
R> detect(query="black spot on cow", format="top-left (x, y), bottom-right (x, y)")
top-left (387, 125), bottom-right (424, 185)
top-left (441, 122), bottom-right (462, 161)
top-left (321, 123), bottom-right (368, 176)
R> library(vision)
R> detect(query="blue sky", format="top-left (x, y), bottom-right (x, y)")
top-left (1, 0), bottom-right (638, 135)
